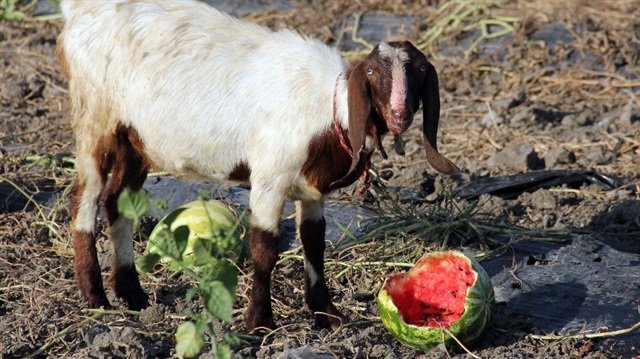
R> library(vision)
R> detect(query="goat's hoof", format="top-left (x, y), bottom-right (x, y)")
top-left (83, 289), bottom-right (111, 309)
top-left (245, 318), bottom-right (276, 332)
top-left (109, 266), bottom-right (149, 311)
top-left (314, 305), bottom-right (348, 330)
top-left (117, 282), bottom-right (149, 311)
top-left (87, 298), bottom-right (111, 309)
top-left (123, 291), bottom-right (149, 311)
top-left (244, 312), bottom-right (276, 332)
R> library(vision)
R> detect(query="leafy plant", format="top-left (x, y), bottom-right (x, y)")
top-left (1, 0), bottom-right (24, 20)
top-left (118, 189), bottom-right (246, 359)
top-left (0, 0), bottom-right (62, 21)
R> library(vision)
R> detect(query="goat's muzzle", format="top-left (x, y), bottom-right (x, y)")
top-left (387, 109), bottom-right (413, 135)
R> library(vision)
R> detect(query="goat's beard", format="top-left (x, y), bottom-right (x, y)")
top-left (393, 135), bottom-right (406, 156)
top-left (373, 132), bottom-right (406, 160)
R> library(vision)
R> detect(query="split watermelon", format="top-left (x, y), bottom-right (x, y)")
top-left (378, 250), bottom-right (495, 351)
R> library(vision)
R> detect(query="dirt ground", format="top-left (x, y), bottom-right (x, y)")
top-left (1, 0), bottom-right (639, 358)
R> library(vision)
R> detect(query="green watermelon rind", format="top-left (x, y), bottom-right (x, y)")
top-left (377, 251), bottom-right (495, 352)
top-left (146, 200), bottom-right (246, 268)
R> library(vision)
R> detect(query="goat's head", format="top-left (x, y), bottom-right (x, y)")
top-left (331, 41), bottom-right (459, 190)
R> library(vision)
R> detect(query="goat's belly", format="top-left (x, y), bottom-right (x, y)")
top-left (143, 138), bottom-right (246, 181)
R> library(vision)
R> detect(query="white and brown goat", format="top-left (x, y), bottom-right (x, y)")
top-left (57, 0), bottom-right (458, 330)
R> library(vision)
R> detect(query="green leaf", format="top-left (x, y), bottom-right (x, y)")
top-left (175, 321), bottom-right (204, 358)
top-left (202, 281), bottom-right (234, 322)
top-left (162, 225), bottom-right (190, 260)
top-left (117, 189), bottom-right (150, 221)
top-left (212, 260), bottom-right (238, 297)
top-left (136, 253), bottom-right (161, 273)
top-left (197, 191), bottom-right (211, 201)
top-left (215, 343), bottom-right (231, 359)
top-left (173, 225), bottom-right (190, 256)
top-left (185, 287), bottom-right (199, 304)
top-left (151, 197), bottom-right (169, 211)
top-left (194, 316), bottom-right (209, 334)
top-left (192, 237), bottom-right (212, 267)
top-left (222, 333), bottom-right (241, 346)
top-left (332, 217), bottom-right (358, 241)
top-left (0, 0), bottom-right (24, 21)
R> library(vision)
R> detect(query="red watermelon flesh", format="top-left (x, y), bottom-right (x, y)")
top-left (384, 255), bottom-right (475, 328)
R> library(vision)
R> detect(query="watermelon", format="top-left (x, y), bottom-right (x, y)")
top-left (146, 200), bottom-right (248, 269)
top-left (378, 250), bottom-right (495, 351)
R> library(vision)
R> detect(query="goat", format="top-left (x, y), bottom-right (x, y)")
top-left (57, 0), bottom-right (459, 330)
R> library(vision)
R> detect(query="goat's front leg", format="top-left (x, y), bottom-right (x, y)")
top-left (245, 187), bottom-right (285, 331)
top-left (297, 199), bottom-right (347, 329)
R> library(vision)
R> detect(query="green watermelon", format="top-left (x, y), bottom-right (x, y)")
top-left (378, 250), bottom-right (495, 351)
top-left (146, 200), bottom-right (247, 269)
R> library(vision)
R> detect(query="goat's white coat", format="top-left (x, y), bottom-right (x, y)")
top-left (59, 0), bottom-right (364, 233)
top-left (72, 155), bottom-right (102, 233)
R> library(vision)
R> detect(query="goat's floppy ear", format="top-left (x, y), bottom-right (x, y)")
top-left (422, 62), bottom-right (459, 175)
top-left (329, 63), bottom-right (371, 190)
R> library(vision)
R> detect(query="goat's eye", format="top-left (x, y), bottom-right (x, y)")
top-left (420, 65), bottom-right (427, 72)
top-left (367, 69), bottom-right (374, 75)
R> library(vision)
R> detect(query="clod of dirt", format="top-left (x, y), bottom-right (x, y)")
top-left (560, 111), bottom-right (593, 128)
top-left (82, 325), bottom-right (164, 358)
top-left (139, 303), bottom-right (169, 325)
top-left (544, 147), bottom-right (576, 168)
top-left (582, 146), bottom-right (615, 167)
top-left (591, 200), bottom-right (640, 233)
top-left (369, 344), bottom-right (394, 357)
top-left (275, 345), bottom-right (333, 359)
top-left (589, 200), bottom-right (640, 254)
top-left (477, 193), bottom-right (508, 217)
top-left (481, 105), bottom-right (504, 128)
top-left (487, 144), bottom-right (544, 172)
top-left (425, 174), bottom-right (461, 201)
top-left (510, 107), bottom-right (534, 127)
top-left (619, 99), bottom-right (639, 128)
top-left (527, 189), bottom-right (558, 210)
top-left (533, 108), bottom-right (572, 126)
top-left (84, 324), bottom-right (110, 346)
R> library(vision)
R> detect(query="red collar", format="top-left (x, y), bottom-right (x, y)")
top-left (332, 72), bottom-right (372, 195)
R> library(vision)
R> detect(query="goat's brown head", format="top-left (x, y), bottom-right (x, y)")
top-left (330, 41), bottom-right (459, 190)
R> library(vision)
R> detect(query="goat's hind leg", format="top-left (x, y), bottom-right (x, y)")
top-left (102, 125), bottom-right (150, 310)
top-left (70, 147), bottom-right (110, 308)
top-left (297, 200), bottom-right (346, 329)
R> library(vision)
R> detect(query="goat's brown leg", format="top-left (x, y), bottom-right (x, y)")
top-left (297, 200), bottom-right (346, 329)
top-left (70, 146), bottom-right (110, 308)
top-left (244, 187), bottom-right (285, 330)
top-left (102, 125), bottom-right (150, 310)
top-left (245, 226), bottom-right (279, 330)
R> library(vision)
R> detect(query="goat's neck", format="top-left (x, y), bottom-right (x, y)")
top-left (333, 74), bottom-right (350, 130)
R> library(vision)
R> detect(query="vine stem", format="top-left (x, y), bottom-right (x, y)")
top-left (529, 321), bottom-right (640, 341)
